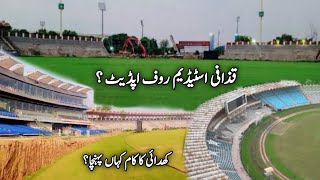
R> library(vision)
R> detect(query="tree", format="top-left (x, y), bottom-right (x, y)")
top-left (235, 35), bottom-right (252, 42)
top-left (159, 39), bottom-right (169, 54)
top-left (62, 30), bottom-right (78, 37)
top-left (139, 37), bottom-right (159, 55)
top-left (36, 28), bottom-right (47, 35)
top-left (103, 33), bottom-right (128, 53)
top-left (19, 29), bottom-right (29, 35)
top-left (149, 38), bottom-right (158, 54)
top-left (274, 34), bottom-right (294, 43)
top-left (0, 21), bottom-right (12, 36)
top-left (8, 28), bottom-right (29, 36)
top-left (48, 31), bottom-right (58, 37)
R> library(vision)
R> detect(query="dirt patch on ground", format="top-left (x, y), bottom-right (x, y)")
top-left (270, 122), bottom-right (292, 136)
top-left (0, 135), bottom-right (111, 180)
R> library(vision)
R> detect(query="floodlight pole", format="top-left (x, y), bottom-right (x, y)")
top-left (142, 24), bottom-right (144, 38)
top-left (217, 30), bottom-right (221, 47)
top-left (236, 16), bottom-right (240, 35)
top-left (60, 9), bottom-right (62, 37)
top-left (58, 0), bottom-right (64, 38)
top-left (259, 0), bottom-right (264, 44)
top-left (98, 2), bottom-right (106, 38)
top-left (101, 9), bottom-right (104, 37)
top-left (141, 20), bottom-right (144, 38)
top-left (40, 21), bottom-right (45, 30)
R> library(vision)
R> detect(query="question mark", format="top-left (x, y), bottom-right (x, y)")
top-left (95, 70), bottom-right (103, 83)
top-left (83, 154), bottom-right (88, 165)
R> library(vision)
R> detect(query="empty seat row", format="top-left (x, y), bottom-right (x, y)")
top-left (255, 87), bottom-right (309, 109)
top-left (0, 108), bottom-right (18, 117)
top-left (0, 124), bottom-right (51, 135)
top-left (72, 126), bottom-right (107, 135)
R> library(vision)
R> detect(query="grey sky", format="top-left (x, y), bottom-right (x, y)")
top-left (1, 0), bottom-right (319, 44)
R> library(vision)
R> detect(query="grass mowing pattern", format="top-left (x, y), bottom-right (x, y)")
top-left (26, 129), bottom-right (186, 180)
top-left (266, 110), bottom-right (320, 180)
top-left (20, 57), bottom-right (320, 110)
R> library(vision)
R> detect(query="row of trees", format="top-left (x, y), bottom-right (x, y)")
top-left (9, 28), bottom-right (78, 37)
top-left (0, 22), bottom-right (78, 38)
top-left (103, 33), bottom-right (175, 55)
top-left (235, 34), bottom-right (314, 43)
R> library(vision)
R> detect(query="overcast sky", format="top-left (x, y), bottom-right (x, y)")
top-left (1, 0), bottom-right (319, 44)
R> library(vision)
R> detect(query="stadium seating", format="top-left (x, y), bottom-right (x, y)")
top-left (59, 115), bottom-right (84, 120)
top-left (8, 36), bottom-right (109, 57)
top-left (224, 172), bottom-right (241, 180)
top-left (0, 108), bottom-right (18, 117)
top-left (71, 126), bottom-right (107, 135)
top-left (0, 124), bottom-right (51, 135)
top-left (206, 133), bottom-right (241, 180)
top-left (255, 87), bottom-right (309, 109)
top-left (300, 85), bottom-right (320, 104)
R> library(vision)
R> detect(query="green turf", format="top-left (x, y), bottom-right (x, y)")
top-left (19, 57), bottom-right (320, 110)
top-left (240, 105), bottom-right (320, 180)
top-left (266, 110), bottom-right (320, 180)
top-left (26, 129), bottom-right (187, 180)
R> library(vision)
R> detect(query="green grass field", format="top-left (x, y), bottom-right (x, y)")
top-left (241, 105), bottom-right (320, 179)
top-left (266, 110), bottom-right (320, 180)
top-left (26, 129), bottom-right (187, 180)
top-left (20, 57), bottom-right (320, 110)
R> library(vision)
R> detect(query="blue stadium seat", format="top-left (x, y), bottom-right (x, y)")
top-left (206, 132), bottom-right (241, 180)
top-left (289, 92), bottom-right (308, 104)
top-left (256, 87), bottom-right (309, 109)
top-left (0, 108), bottom-right (18, 117)
top-left (72, 126), bottom-right (107, 135)
top-left (0, 124), bottom-right (51, 135)
top-left (277, 94), bottom-right (296, 107)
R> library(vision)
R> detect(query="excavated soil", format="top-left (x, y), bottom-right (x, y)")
top-left (0, 135), bottom-right (103, 180)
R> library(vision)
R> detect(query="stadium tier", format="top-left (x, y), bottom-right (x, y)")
top-left (184, 80), bottom-right (306, 180)
top-left (255, 87), bottom-right (309, 109)
top-left (0, 53), bottom-right (106, 136)
top-left (0, 107), bottom-right (17, 117)
top-left (0, 123), bottom-right (50, 135)
top-left (6, 35), bottom-right (109, 57)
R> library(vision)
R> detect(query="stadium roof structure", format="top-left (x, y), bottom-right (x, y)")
top-left (0, 53), bottom-right (91, 96)
top-left (0, 55), bottom-right (24, 75)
